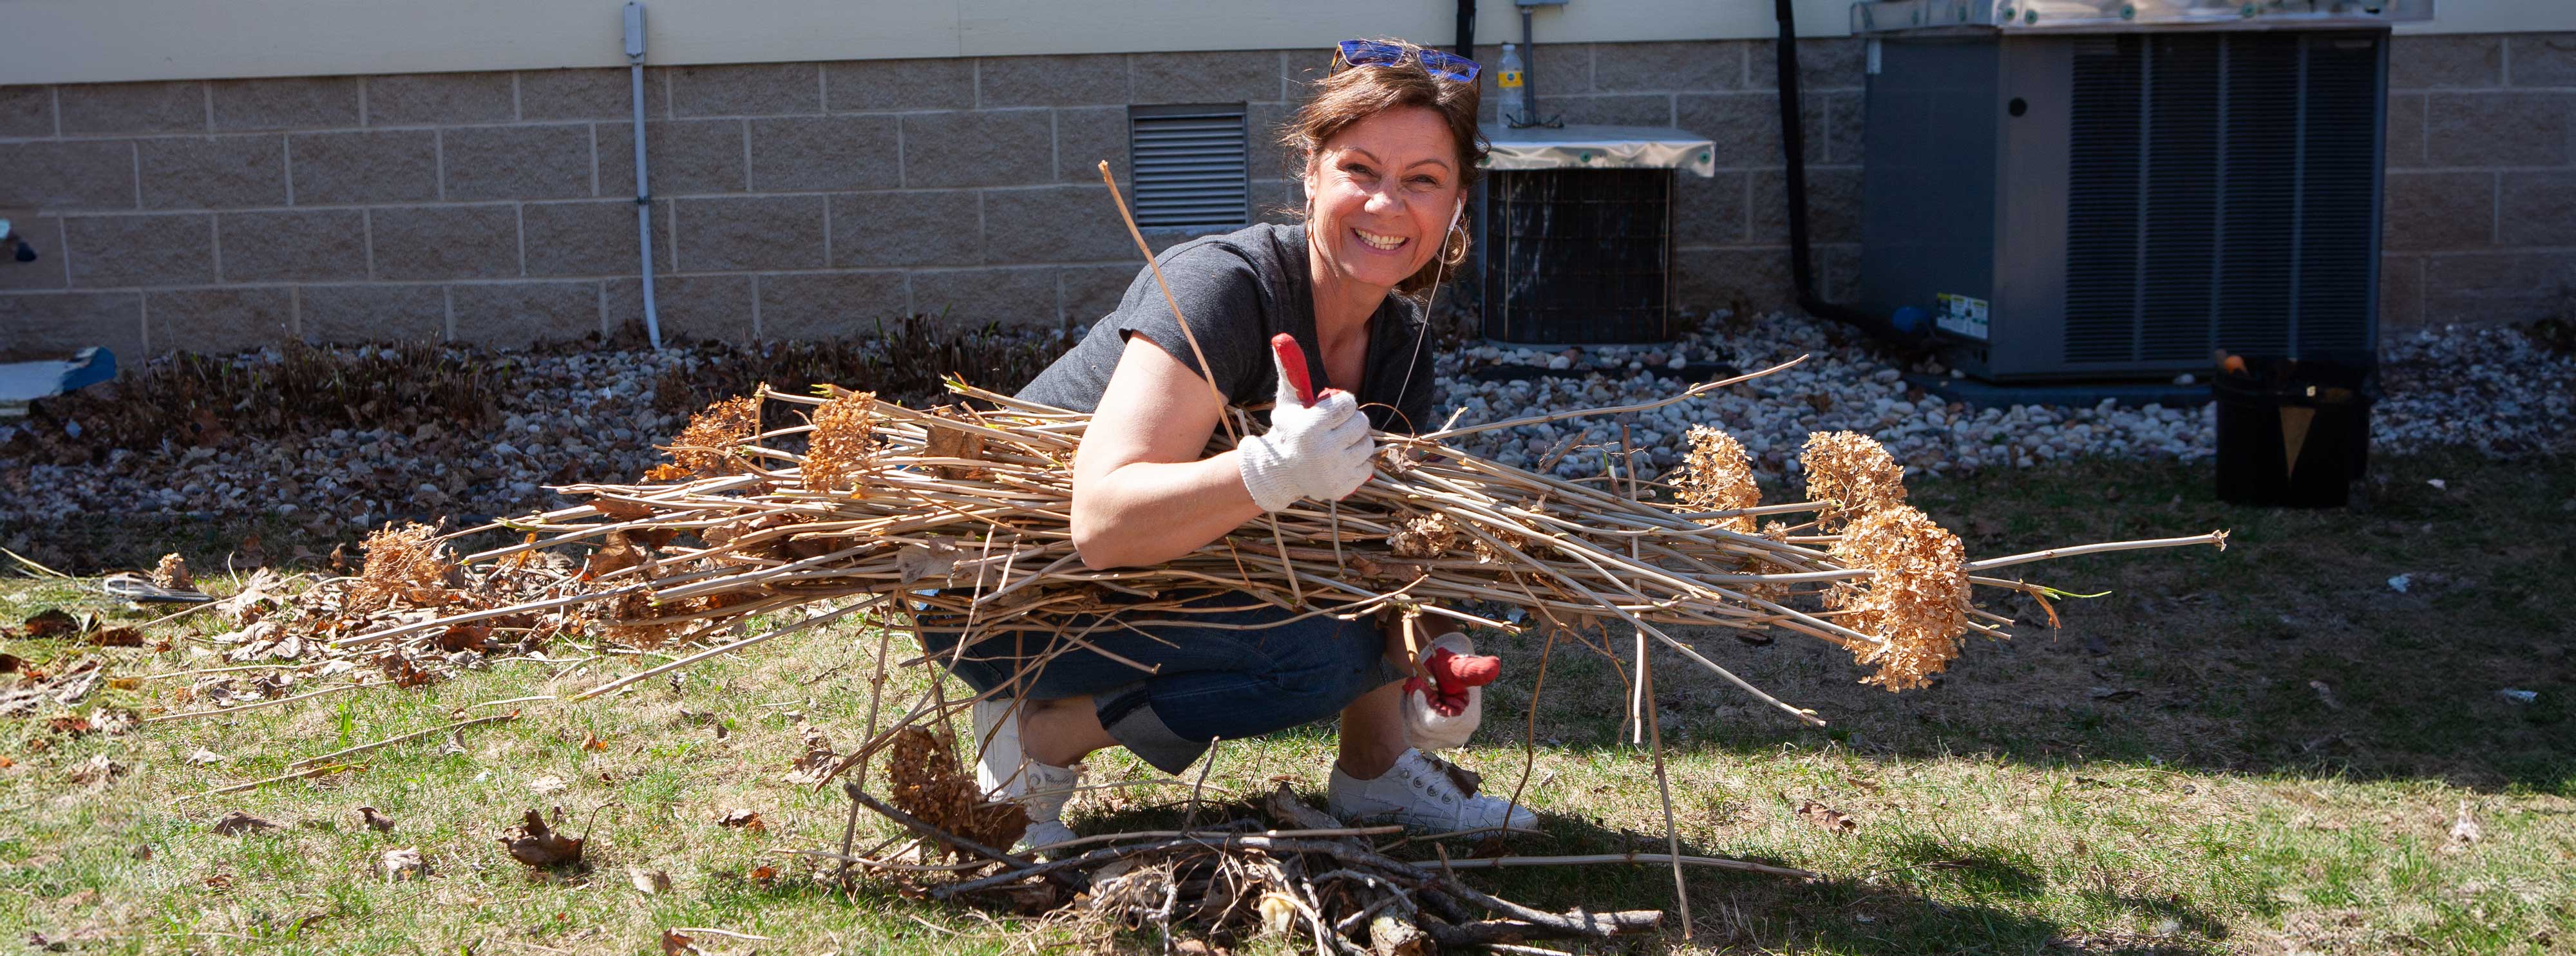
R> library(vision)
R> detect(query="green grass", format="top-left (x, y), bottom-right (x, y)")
top-left (3, 449), bottom-right (2571, 954)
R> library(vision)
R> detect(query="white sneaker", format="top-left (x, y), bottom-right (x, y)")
top-left (1328, 748), bottom-right (1537, 833)
top-left (970, 698), bottom-right (1083, 853)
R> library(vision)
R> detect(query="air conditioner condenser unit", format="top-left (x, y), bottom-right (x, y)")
top-left (1852, 5), bottom-right (2425, 382)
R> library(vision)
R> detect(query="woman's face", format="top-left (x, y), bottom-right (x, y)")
top-left (1303, 106), bottom-right (1463, 294)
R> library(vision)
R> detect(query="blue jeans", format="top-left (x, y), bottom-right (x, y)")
top-left (920, 593), bottom-right (1406, 773)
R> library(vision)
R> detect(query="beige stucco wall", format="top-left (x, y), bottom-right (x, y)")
top-left (4, 0), bottom-right (2571, 86)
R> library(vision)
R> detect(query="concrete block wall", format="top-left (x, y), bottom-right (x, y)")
top-left (1, 34), bottom-right (2566, 357)
top-left (2381, 33), bottom-right (2576, 330)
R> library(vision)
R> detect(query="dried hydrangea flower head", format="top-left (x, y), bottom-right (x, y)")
top-left (1824, 504), bottom-right (1975, 691)
top-left (800, 390), bottom-right (880, 493)
top-left (348, 521), bottom-right (456, 613)
top-left (1800, 431), bottom-right (1907, 529)
top-left (657, 396), bottom-right (762, 479)
top-left (1673, 426), bottom-right (1759, 534)
top-left (886, 726), bottom-right (1030, 858)
top-left (1387, 512), bottom-right (1460, 559)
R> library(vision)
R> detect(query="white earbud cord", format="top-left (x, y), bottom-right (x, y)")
top-left (1387, 199), bottom-right (1464, 433)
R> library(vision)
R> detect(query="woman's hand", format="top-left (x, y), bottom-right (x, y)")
top-left (1237, 347), bottom-right (1375, 512)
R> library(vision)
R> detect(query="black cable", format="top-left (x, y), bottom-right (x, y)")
top-left (1773, 0), bottom-right (1922, 348)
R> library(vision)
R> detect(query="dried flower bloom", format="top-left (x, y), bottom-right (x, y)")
top-left (1673, 426), bottom-right (1761, 533)
top-left (801, 391), bottom-right (880, 492)
top-left (661, 396), bottom-right (761, 478)
top-left (1387, 512), bottom-right (1460, 559)
top-left (1801, 431), bottom-right (1907, 528)
top-left (1825, 505), bottom-right (1974, 692)
top-left (150, 552), bottom-right (193, 590)
top-left (348, 522), bottom-right (456, 613)
top-left (886, 726), bottom-right (1030, 858)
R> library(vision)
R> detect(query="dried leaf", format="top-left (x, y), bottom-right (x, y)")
top-left (582, 733), bottom-right (607, 752)
top-left (661, 930), bottom-right (697, 956)
top-left (895, 539), bottom-right (960, 587)
top-left (89, 709), bottom-right (137, 736)
top-left (22, 608), bottom-right (78, 639)
top-left (0, 653), bottom-right (18, 674)
top-left (630, 867), bottom-right (672, 895)
top-left (434, 623), bottom-right (492, 653)
top-left (439, 731), bottom-right (468, 756)
top-left (359, 807), bottom-right (397, 832)
top-left (783, 719), bottom-right (837, 786)
top-left (500, 809), bottom-right (584, 868)
top-left (528, 774), bottom-right (567, 795)
top-left (66, 753), bottom-right (124, 784)
top-left (1797, 801), bottom-right (1857, 833)
top-left (86, 627), bottom-right (144, 648)
top-left (748, 864), bottom-right (777, 885)
top-left (717, 809), bottom-right (764, 832)
top-left (187, 748), bottom-right (224, 765)
top-left (213, 568), bottom-right (290, 623)
top-left (381, 847), bottom-right (426, 881)
top-left (212, 811), bottom-right (280, 836)
top-left (46, 715), bottom-right (92, 736)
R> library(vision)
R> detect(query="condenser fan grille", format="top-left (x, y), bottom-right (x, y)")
top-left (2063, 32), bottom-right (2382, 366)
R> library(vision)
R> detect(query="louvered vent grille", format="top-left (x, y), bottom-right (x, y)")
top-left (2063, 32), bottom-right (2382, 366)
top-left (1129, 106), bottom-right (1249, 228)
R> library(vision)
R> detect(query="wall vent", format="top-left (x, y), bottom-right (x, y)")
top-left (1128, 104), bottom-right (1250, 228)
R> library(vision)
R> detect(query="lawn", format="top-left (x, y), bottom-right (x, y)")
top-left (2, 449), bottom-right (2570, 955)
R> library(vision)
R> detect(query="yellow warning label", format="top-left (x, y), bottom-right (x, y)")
top-left (1498, 69), bottom-right (1524, 88)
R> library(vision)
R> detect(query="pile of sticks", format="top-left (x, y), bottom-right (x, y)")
top-left (813, 779), bottom-right (1810, 954)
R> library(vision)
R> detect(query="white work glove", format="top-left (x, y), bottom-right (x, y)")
top-left (1403, 632), bottom-right (1490, 750)
top-left (1236, 349), bottom-right (1374, 512)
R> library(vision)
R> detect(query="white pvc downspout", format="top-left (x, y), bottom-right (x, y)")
top-left (623, 1), bottom-right (663, 349)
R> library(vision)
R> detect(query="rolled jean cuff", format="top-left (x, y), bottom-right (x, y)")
top-left (1096, 686), bottom-right (1206, 774)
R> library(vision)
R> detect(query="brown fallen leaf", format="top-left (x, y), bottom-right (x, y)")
top-left (434, 623), bottom-right (491, 653)
top-left (0, 652), bottom-right (19, 673)
top-left (0, 756), bottom-right (15, 769)
top-left (748, 864), bottom-right (778, 886)
top-left (661, 930), bottom-right (697, 956)
top-left (212, 811), bottom-right (280, 836)
top-left (66, 753), bottom-right (124, 785)
top-left (630, 867), bottom-right (672, 895)
top-left (203, 874), bottom-right (235, 893)
top-left (717, 809), bottom-right (765, 832)
top-left (187, 748), bottom-right (224, 766)
top-left (500, 809), bottom-right (583, 868)
top-left (381, 847), bottom-right (426, 881)
top-left (783, 719), bottom-right (836, 785)
top-left (1797, 801), bottom-right (1858, 833)
top-left (23, 608), bottom-right (79, 639)
top-left (582, 733), bottom-right (607, 752)
top-left (86, 627), bottom-right (144, 648)
top-left (45, 715), bottom-right (91, 736)
top-left (528, 774), bottom-right (567, 795)
top-left (359, 807), bottom-right (397, 832)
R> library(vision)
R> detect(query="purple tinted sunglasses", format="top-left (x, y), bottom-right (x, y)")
top-left (1333, 39), bottom-right (1481, 83)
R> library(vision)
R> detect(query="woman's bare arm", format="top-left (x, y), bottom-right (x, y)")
top-left (1069, 334), bottom-right (1267, 570)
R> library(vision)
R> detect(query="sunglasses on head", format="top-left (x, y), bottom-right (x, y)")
top-left (1333, 39), bottom-right (1481, 83)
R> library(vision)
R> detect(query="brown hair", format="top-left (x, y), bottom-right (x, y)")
top-left (1281, 37), bottom-right (1488, 297)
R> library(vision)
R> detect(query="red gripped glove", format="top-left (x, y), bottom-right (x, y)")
top-left (1404, 646), bottom-right (1502, 717)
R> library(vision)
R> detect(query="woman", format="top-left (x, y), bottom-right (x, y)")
top-left (928, 38), bottom-right (1531, 850)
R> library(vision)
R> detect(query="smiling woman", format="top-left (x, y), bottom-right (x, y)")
top-left (913, 37), bottom-right (1527, 854)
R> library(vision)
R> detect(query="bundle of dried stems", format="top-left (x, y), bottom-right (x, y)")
top-left (297, 164), bottom-right (2228, 943)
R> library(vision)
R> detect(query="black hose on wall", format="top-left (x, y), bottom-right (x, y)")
top-left (1773, 0), bottom-right (1922, 346)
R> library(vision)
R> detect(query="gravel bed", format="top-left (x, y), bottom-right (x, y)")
top-left (1, 311), bottom-right (2566, 533)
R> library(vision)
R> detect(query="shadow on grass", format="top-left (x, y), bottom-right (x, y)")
top-left (1480, 449), bottom-right (2575, 797)
top-left (1027, 792), bottom-right (2232, 954)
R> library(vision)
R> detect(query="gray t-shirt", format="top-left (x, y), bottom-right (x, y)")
top-left (1016, 223), bottom-right (1438, 435)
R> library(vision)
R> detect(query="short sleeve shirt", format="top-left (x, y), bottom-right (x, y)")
top-left (1014, 223), bottom-right (1439, 435)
